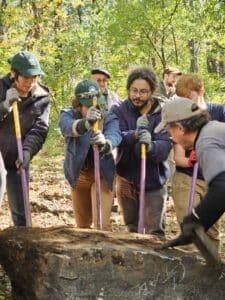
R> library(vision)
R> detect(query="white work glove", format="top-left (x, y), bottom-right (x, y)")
top-left (3, 88), bottom-right (20, 111)
top-left (136, 114), bottom-right (149, 128)
top-left (90, 130), bottom-right (112, 156)
top-left (86, 106), bottom-right (102, 125)
top-left (136, 128), bottom-right (152, 152)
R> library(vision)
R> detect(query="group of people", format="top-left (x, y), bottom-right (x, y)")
top-left (1, 50), bottom-right (225, 256)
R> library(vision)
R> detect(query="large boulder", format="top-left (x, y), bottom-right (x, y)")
top-left (0, 226), bottom-right (224, 300)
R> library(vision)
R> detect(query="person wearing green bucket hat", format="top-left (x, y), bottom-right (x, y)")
top-left (59, 79), bottom-right (121, 230)
top-left (0, 50), bottom-right (50, 226)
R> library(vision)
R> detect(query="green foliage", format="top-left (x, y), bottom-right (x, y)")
top-left (0, 0), bottom-right (225, 154)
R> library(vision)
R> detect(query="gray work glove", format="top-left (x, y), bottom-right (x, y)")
top-left (86, 106), bottom-right (102, 125)
top-left (136, 128), bottom-right (152, 152)
top-left (136, 114), bottom-right (149, 128)
top-left (72, 106), bottom-right (102, 135)
top-left (90, 130), bottom-right (112, 156)
top-left (15, 150), bottom-right (31, 169)
top-left (3, 88), bottom-right (20, 111)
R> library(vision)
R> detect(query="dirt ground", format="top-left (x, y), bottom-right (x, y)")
top-left (0, 152), bottom-right (225, 298)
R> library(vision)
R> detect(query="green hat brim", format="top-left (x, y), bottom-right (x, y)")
top-left (79, 94), bottom-right (106, 107)
top-left (20, 68), bottom-right (45, 77)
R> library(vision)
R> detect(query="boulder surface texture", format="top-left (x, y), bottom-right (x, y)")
top-left (0, 226), bottom-right (224, 300)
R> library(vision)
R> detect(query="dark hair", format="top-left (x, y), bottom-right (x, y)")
top-left (168, 111), bottom-right (210, 132)
top-left (11, 69), bottom-right (20, 80)
top-left (126, 67), bottom-right (158, 92)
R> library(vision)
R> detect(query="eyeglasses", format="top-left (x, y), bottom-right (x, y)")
top-left (96, 78), bottom-right (108, 83)
top-left (129, 88), bottom-right (150, 97)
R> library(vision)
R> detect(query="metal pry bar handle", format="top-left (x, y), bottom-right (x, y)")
top-left (138, 142), bottom-right (146, 234)
top-left (92, 97), bottom-right (102, 230)
top-left (12, 101), bottom-right (32, 227)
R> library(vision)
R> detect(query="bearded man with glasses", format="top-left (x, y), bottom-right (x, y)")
top-left (110, 67), bottom-right (172, 237)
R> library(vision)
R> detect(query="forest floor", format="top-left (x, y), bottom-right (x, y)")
top-left (0, 151), bottom-right (225, 299)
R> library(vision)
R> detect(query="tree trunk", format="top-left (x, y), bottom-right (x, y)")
top-left (189, 39), bottom-right (198, 73)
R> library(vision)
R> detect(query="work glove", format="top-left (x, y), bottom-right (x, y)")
top-left (72, 106), bottom-right (102, 135)
top-left (188, 149), bottom-right (197, 167)
top-left (15, 150), bottom-right (31, 169)
top-left (161, 212), bottom-right (201, 249)
top-left (86, 106), bottom-right (102, 125)
top-left (3, 88), bottom-right (20, 111)
top-left (136, 114), bottom-right (149, 128)
top-left (136, 128), bottom-right (152, 152)
top-left (90, 130), bottom-right (112, 156)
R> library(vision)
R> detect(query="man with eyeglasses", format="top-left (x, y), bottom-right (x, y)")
top-left (91, 68), bottom-right (120, 110)
top-left (110, 67), bottom-right (172, 237)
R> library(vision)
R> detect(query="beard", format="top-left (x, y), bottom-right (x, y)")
top-left (130, 98), bottom-right (149, 111)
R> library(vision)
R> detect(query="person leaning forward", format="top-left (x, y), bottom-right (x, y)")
top-left (172, 74), bottom-right (225, 251)
top-left (155, 98), bottom-right (225, 251)
top-left (59, 79), bottom-right (121, 230)
top-left (110, 67), bottom-right (172, 236)
top-left (0, 50), bottom-right (50, 226)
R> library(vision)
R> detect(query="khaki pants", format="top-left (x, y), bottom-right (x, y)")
top-left (172, 171), bottom-right (220, 247)
top-left (71, 169), bottom-right (113, 231)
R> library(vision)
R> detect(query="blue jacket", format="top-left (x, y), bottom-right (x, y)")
top-left (59, 107), bottom-right (121, 190)
top-left (0, 74), bottom-right (50, 169)
top-left (177, 102), bottom-right (225, 179)
top-left (110, 97), bottom-right (172, 190)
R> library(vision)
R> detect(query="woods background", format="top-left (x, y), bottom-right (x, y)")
top-left (0, 0), bottom-right (225, 154)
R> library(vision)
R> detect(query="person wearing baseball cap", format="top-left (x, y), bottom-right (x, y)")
top-left (9, 50), bottom-right (44, 77)
top-left (157, 67), bottom-right (182, 99)
top-left (156, 67), bottom-right (182, 201)
top-left (0, 50), bottom-right (50, 226)
top-left (171, 74), bottom-right (225, 252)
top-left (59, 79), bottom-right (121, 230)
top-left (154, 96), bottom-right (206, 133)
top-left (91, 67), bottom-right (120, 110)
top-left (156, 97), bottom-right (225, 255)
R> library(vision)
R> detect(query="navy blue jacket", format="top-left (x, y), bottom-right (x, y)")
top-left (110, 97), bottom-right (172, 191)
top-left (177, 102), bottom-right (225, 179)
top-left (59, 107), bottom-right (122, 190)
top-left (0, 74), bottom-right (50, 169)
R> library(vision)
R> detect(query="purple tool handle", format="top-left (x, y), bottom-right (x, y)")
top-left (17, 137), bottom-right (32, 227)
top-left (138, 156), bottom-right (146, 234)
top-left (188, 162), bottom-right (199, 214)
top-left (93, 145), bottom-right (102, 230)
